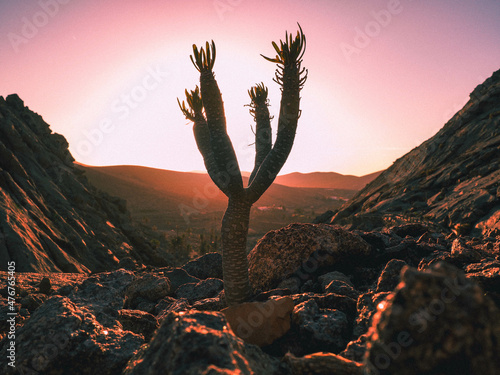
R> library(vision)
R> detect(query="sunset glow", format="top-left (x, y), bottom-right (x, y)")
top-left (1, 0), bottom-right (499, 176)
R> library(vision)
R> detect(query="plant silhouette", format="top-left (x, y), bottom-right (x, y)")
top-left (178, 25), bottom-right (307, 305)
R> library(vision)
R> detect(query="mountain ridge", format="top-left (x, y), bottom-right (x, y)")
top-left (331, 68), bottom-right (500, 236)
top-left (0, 94), bottom-right (171, 272)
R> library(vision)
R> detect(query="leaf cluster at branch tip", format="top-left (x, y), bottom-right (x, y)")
top-left (190, 41), bottom-right (216, 72)
top-left (177, 86), bottom-right (203, 122)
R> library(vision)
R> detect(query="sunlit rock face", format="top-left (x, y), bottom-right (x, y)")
top-left (0, 94), bottom-right (170, 273)
top-left (331, 69), bottom-right (500, 236)
top-left (365, 262), bottom-right (500, 375)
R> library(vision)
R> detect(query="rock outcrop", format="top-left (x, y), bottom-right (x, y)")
top-left (0, 94), bottom-right (171, 272)
top-left (366, 262), bottom-right (500, 375)
top-left (332, 69), bottom-right (500, 236)
top-left (248, 223), bottom-right (371, 292)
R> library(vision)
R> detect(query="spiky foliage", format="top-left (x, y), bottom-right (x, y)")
top-left (190, 41), bottom-right (216, 72)
top-left (261, 23), bottom-right (308, 89)
top-left (177, 25), bottom-right (307, 305)
top-left (177, 86), bottom-right (203, 122)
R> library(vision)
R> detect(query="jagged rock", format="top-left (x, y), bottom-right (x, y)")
top-left (318, 271), bottom-right (353, 289)
top-left (340, 334), bottom-right (369, 362)
top-left (155, 296), bottom-right (190, 319)
top-left (365, 262), bottom-right (500, 375)
top-left (325, 280), bottom-right (360, 300)
top-left (182, 252), bottom-right (223, 279)
top-left (221, 296), bottom-right (294, 346)
top-left (465, 259), bottom-right (500, 306)
top-left (161, 268), bottom-right (200, 292)
top-left (353, 291), bottom-right (391, 337)
top-left (332, 69), bottom-right (500, 236)
top-left (375, 259), bottom-right (407, 292)
top-left (73, 269), bottom-right (135, 318)
top-left (283, 352), bottom-right (364, 375)
top-left (388, 223), bottom-right (430, 238)
top-left (20, 293), bottom-right (47, 313)
top-left (38, 277), bottom-right (52, 294)
top-left (450, 237), bottom-right (482, 262)
top-left (123, 310), bottom-right (280, 375)
top-left (248, 224), bottom-right (371, 292)
top-left (175, 278), bottom-right (224, 304)
top-left (192, 296), bottom-right (226, 312)
top-left (124, 273), bottom-right (171, 309)
top-left (290, 293), bottom-right (357, 320)
top-left (0, 296), bottom-right (144, 375)
top-left (292, 299), bottom-right (350, 354)
top-left (118, 309), bottom-right (158, 341)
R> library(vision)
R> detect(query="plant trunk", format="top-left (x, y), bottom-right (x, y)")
top-left (221, 198), bottom-right (252, 305)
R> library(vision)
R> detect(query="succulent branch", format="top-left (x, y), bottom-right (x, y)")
top-left (178, 86), bottom-right (233, 197)
top-left (248, 83), bottom-right (272, 185)
top-left (187, 41), bottom-right (243, 196)
top-left (247, 25), bottom-right (307, 202)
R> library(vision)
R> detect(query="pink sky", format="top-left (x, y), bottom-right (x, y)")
top-left (1, 0), bottom-right (499, 176)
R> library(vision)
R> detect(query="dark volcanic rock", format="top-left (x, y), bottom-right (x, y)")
top-left (248, 223), bottom-right (371, 292)
top-left (375, 259), bottom-right (407, 292)
top-left (284, 352), bottom-right (365, 375)
top-left (332, 69), bottom-right (500, 236)
top-left (124, 273), bottom-right (171, 308)
top-left (175, 278), bottom-right (224, 304)
top-left (1, 296), bottom-right (144, 375)
top-left (118, 309), bottom-right (158, 341)
top-left (123, 310), bottom-right (280, 375)
top-left (181, 252), bottom-right (223, 279)
top-left (0, 94), bottom-right (172, 272)
top-left (365, 262), bottom-right (500, 375)
top-left (292, 299), bottom-right (350, 354)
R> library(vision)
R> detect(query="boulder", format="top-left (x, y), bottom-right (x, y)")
top-left (182, 252), bottom-right (223, 279)
top-left (118, 309), bottom-right (158, 341)
top-left (124, 273), bottom-right (171, 308)
top-left (248, 224), bottom-right (371, 292)
top-left (365, 262), bottom-right (500, 375)
top-left (175, 278), bottom-right (224, 304)
top-left (123, 310), bottom-right (280, 375)
top-left (375, 259), bottom-right (407, 292)
top-left (292, 299), bottom-right (350, 354)
top-left (0, 296), bottom-right (144, 375)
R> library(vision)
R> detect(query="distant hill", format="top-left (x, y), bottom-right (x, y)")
top-left (275, 171), bottom-right (383, 190)
top-left (332, 68), bottom-right (500, 236)
top-left (0, 95), bottom-right (171, 272)
top-left (76, 164), bottom-right (362, 237)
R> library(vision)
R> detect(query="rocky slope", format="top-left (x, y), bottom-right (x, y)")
top-left (331, 69), bottom-right (500, 236)
top-left (0, 94), bottom-right (170, 273)
top-left (1, 223), bottom-right (499, 374)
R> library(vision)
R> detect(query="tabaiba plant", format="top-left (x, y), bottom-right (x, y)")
top-left (178, 24), bottom-right (307, 305)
